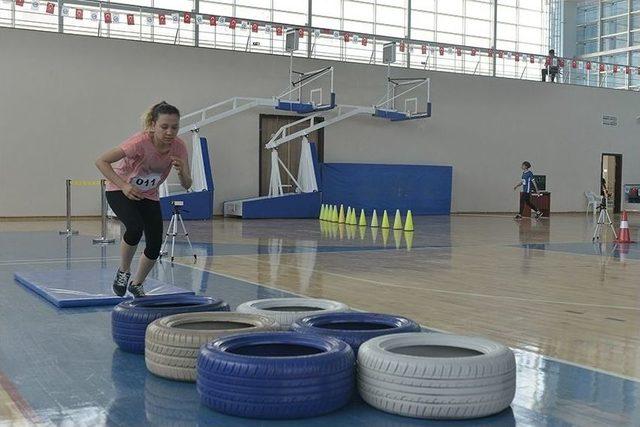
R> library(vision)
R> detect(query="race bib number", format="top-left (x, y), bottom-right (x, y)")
top-left (131, 174), bottom-right (161, 191)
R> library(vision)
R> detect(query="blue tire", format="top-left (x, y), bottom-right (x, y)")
top-left (112, 295), bottom-right (229, 354)
top-left (291, 312), bottom-right (421, 352)
top-left (196, 332), bottom-right (355, 419)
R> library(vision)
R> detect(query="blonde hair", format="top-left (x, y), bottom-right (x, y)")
top-left (141, 101), bottom-right (180, 131)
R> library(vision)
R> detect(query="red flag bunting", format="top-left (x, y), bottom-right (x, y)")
top-left (400, 42), bottom-right (405, 52)
top-left (488, 49), bottom-right (494, 57)
top-left (229, 18), bottom-right (237, 29)
top-left (15, 0), bottom-right (24, 6)
top-left (104, 12), bottom-right (112, 23)
top-left (361, 37), bottom-right (368, 46)
top-left (498, 51), bottom-right (503, 59)
top-left (471, 48), bottom-right (477, 56)
top-left (251, 22), bottom-right (258, 32)
top-left (184, 13), bottom-right (191, 24)
top-left (421, 45), bottom-right (427, 54)
top-left (625, 66), bottom-right (630, 74)
top-left (558, 59), bottom-right (565, 68)
top-left (545, 57), bottom-right (550, 66)
top-left (599, 63), bottom-right (605, 72)
top-left (613, 64), bottom-right (618, 73)
top-left (46, 2), bottom-right (55, 14)
top-left (343, 33), bottom-right (350, 42)
top-left (514, 53), bottom-right (520, 62)
top-left (456, 47), bottom-right (461, 56)
top-left (297, 28), bottom-right (304, 37)
top-left (585, 61), bottom-right (591, 70)
top-left (275, 25), bottom-right (282, 36)
top-left (159, 14), bottom-right (166, 25)
top-left (127, 14), bottom-right (134, 25)
top-left (209, 16), bottom-right (217, 26)
top-left (439, 46), bottom-right (444, 56)
top-left (571, 59), bottom-right (577, 69)
top-left (75, 8), bottom-right (83, 20)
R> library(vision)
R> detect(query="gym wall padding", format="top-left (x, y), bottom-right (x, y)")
top-left (242, 192), bottom-right (322, 219)
top-left (321, 163), bottom-right (452, 215)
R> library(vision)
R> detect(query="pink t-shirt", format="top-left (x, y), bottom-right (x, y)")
top-left (106, 132), bottom-right (188, 201)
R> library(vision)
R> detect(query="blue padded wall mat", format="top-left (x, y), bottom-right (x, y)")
top-left (321, 163), bottom-right (452, 215)
top-left (14, 268), bottom-right (194, 308)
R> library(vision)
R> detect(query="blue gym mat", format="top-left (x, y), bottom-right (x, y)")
top-left (14, 268), bottom-right (194, 308)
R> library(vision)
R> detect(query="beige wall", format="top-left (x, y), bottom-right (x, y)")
top-left (2, 27), bottom-right (639, 216)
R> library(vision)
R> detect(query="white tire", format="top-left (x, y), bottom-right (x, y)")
top-left (235, 298), bottom-right (350, 328)
top-left (144, 312), bottom-right (279, 382)
top-left (357, 333), bottom-right (516, 419)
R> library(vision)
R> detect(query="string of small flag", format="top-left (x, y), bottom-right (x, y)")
top-left (7, 0), bottom-right (638, 74)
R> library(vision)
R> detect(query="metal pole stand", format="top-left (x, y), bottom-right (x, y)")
top-left (592, 204), bottom-right (617, 242)
top-left (59, 179), bottom-right (79, 237)
top-left (93, 179), bottom-right (115, 245)
top-left (159, 201), bottom-right (197, 264)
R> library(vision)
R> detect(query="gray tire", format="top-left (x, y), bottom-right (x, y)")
top-left (235, 298), bottom-right (349, 328)
top-left (144, 312), bottom-right (279, 382)
top-left (357, 333), bottom-right (516, 419)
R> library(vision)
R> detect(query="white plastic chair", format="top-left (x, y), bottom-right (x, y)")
top-left (584, 191), bottom-right (602, 216)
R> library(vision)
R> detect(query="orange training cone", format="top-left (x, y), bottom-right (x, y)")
top-left (615, 211), bottom-right (635, 243)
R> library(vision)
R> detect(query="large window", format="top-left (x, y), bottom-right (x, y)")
top-left (20, 1), bottom-right (638, 90)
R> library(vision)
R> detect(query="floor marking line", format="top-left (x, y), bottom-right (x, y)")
top-left (176, 260), bottom-right (640, 383)
top-left (217, 254), bottom-right (640, 312)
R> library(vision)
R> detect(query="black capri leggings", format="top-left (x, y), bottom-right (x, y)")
top-left (106, 191), bottom-right (163, 260)
top-left (519, 192), bottom-right (539, 216)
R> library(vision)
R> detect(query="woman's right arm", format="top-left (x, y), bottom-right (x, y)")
top-left (95, 148), bottom-right (143, 200)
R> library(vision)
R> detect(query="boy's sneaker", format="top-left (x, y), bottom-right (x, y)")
top-left (535, 211), bottom-right (543, 219)
top-left (112, 270), bottom-right (130, 297)
top-left (128, 282), bottom-right (146, 298)
top-left (514, 214), bottom-right (522, 220)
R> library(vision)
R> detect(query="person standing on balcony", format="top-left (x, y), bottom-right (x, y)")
top-left (542, 49), bottom-right (559, 82)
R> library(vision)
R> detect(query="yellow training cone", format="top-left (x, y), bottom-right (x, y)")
top-left (404, 231), bottom-right (414, 251)
top-left (404, 210), bottom-right (414, 231)
top-left (393, 209), bottom-right (403, 230)
top-left (332, 205), bottom-right (339, 223)
top-left (350, 208), bottom-right (358, 225)
top-left (346, 206), bottom-right (352, 222)
top-left (394, 229), bottom-right (403, 249)
top-left (371, 210), bottom-right (379, 227)
top-left (338, 205), bottom-right (345, 224)
top-left (381, 210), bottom-right (390, 229)
top-left (358, 209), bottom-right (367, 226)
top-left (319, 204), bottom-right (325, 220)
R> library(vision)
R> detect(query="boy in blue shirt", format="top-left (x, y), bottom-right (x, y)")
top-left (514, 161), bottom-right (543, 219)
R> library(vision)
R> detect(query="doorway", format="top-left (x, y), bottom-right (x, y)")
top-left (258, 114), bottom-right (324, 197)
top-left (601, 153), bottom-right (622, 213)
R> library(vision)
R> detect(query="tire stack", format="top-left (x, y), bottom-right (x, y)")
top-left (112, 295), bottom-right (516, 420)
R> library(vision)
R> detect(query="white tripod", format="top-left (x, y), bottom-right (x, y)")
top-left (160, 201), bottom-right (197, 264)
top-left (592, 202), bottom-right (617, 242)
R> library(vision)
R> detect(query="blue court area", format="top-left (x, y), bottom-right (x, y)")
top-left (0, 231), bottom-right (638, 426)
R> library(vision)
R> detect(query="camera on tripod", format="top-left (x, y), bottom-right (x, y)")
top-left (598, 196), bottom-right (607, 211)
top-left (160, 200), bottom-right (196, 263)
